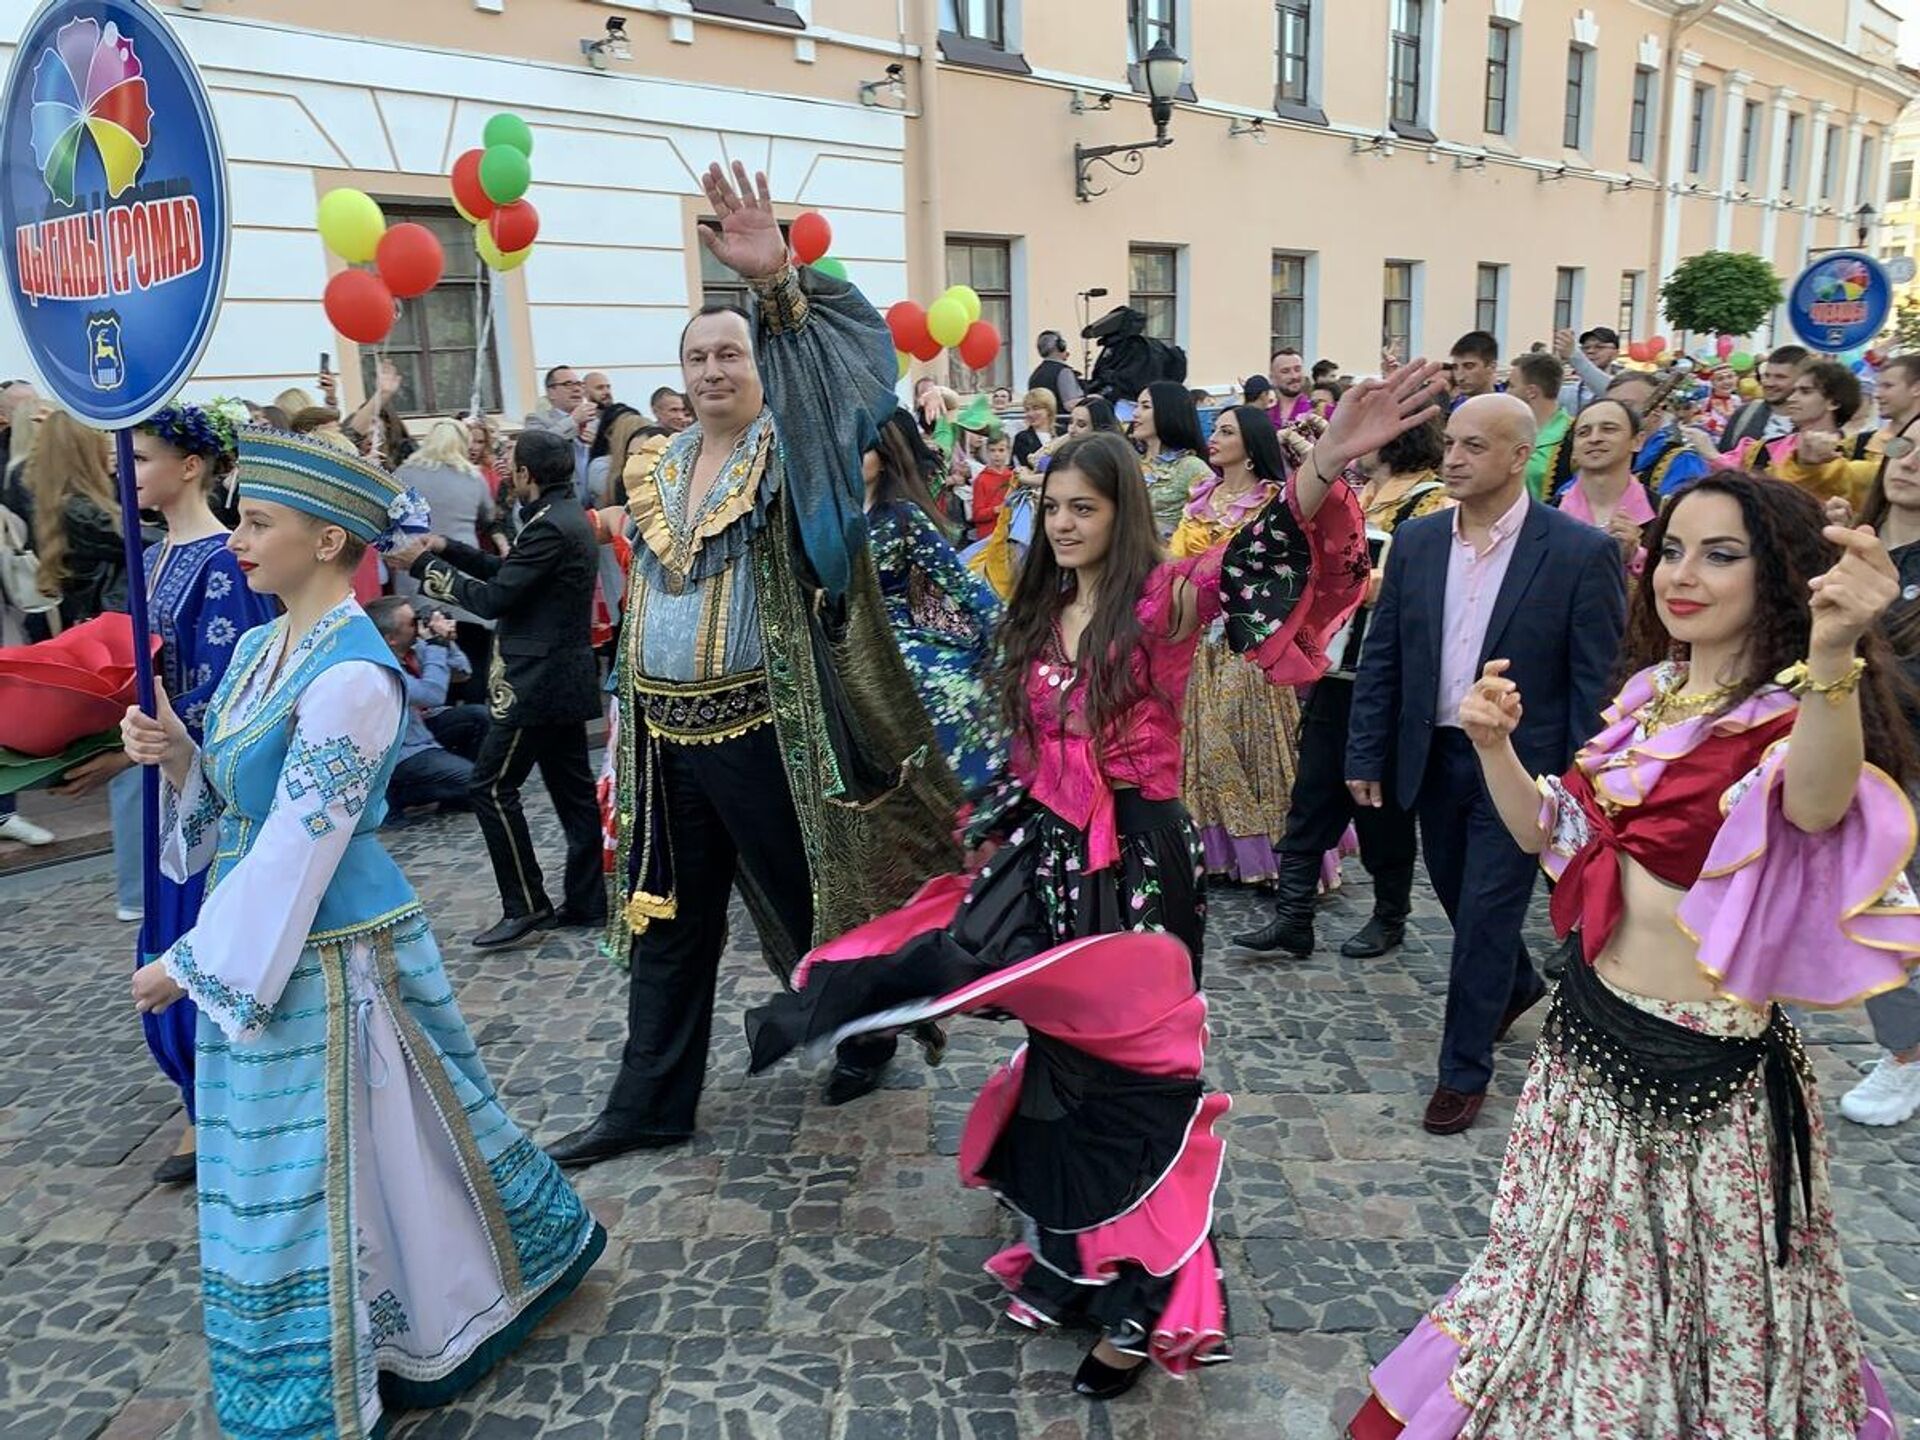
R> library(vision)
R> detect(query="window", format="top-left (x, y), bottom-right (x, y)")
top-left (687, 0), bottom-right (805, 28)
top-left (1738, 99), bottom-right (1760, 185)
top-left (1271, 252), bottom-right (1309, 356)
top-left (942, 0), bottom-right (1003, 46)
top-left (1857, 136), bottom-right (1877, 208)
top-left (1382, 261), bottom-right (1415, 361)
top-left (1618, 271), bottom-right (1641, 341)
top-left (360, 203), bottom-right (501, 417)
top-left (1475, 264), bottom-right (1505, 343)
top-left (1390, 0), bottom-right (1425, 129)
top-left (1277, 1), bottom-right (1313, 110)
top-left (1484, 23), bottom-right (1513, 136)
top-left (1563, 46), bottom-right (1592, 151)
top-left (1629, 67), bottom-right (1654, 165)
top-left (1821, 124), bottom-right (1843, 201)
top-left (1129, 245), bottom-right (1178, 343)
top-left (1891, 159), bottom-right (1914, 203)
top-left (946, 237), bottom-right (1013, 389)
top-left (1687, 85), bottom-right (1713, 178)
top-left (1553, 266), bottom-right (1582, 333)
top-left (1782, 112), bottom-right (1803, 195)
top-left (1129, 0), bottom-right (1175, 56)
top-left (698, 216), bottom-right (791, 310)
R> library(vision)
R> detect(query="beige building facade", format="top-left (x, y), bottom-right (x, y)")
top-left (0, 0), bottom-right (1911, 417)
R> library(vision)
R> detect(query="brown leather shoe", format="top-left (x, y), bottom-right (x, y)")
top-left (1422, 1085), bottom-right (1485, 1135)
top-left (1496, 986), bottom-right (1547, 1042)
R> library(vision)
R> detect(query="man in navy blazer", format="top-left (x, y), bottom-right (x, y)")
top-left (1346, 394), bottom-right (1625, 1134)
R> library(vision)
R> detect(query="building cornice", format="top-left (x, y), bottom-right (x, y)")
top-left (1682, 0), bottom-right (1916, 104)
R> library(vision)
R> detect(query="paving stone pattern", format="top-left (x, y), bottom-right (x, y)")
top-left (3, 793), bottom-right (1918, 1439)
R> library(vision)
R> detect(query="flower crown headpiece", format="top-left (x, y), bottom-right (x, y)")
top-left (144, 397), bottom-right (250, 460)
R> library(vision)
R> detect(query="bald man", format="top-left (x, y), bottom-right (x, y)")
top-left (1346, 393), bottom-right (1625, 1134)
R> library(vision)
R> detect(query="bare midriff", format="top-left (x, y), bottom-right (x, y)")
top-left (1590, 851), bottom-right (1723, 1004)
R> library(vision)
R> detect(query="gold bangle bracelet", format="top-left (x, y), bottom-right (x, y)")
top-left (1775, 655), bottom-right (1867, 705)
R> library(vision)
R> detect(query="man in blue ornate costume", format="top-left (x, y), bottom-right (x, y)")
top-left (548, 163), bottom-right (961, 1168)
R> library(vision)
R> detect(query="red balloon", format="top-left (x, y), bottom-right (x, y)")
top-left (790, 210), bottom-right (832, 266)
top-left (489, 200), bottom-right (540, 255)
top-left (909, 332), bottom-right (944, 363)
top-left (324, 269), bottom-right (395, 344)
top-left (375, 222), bottom-right (444, 300)
top-left (887, 300), bottom-right (930, 354)
top-left (451, 149), bottom-right (495, 222)
top-left (957, 320), bottom-right (1001, 372)
top-left (1648, 334), bottom-right (1669, 355)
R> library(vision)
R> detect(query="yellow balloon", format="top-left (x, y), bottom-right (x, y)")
top-left (927, 296), bottom-right (969, 348)
top-left (317, 189), bottom-right (386, 263)
top-left (944, 285), bottom-right (982, 326)
top-left (474, 223), bottom-right (532, 273)
top-left (896, 350), bottom-right (910, 379)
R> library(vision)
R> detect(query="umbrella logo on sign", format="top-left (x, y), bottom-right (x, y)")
top-left (29, 18), bottom-right (153, 207)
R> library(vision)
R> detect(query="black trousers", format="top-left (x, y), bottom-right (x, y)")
top-left (452, 622), bottom-right (493, 707)
top-left (468, 718), bottom-right (603, 922)
top-left (1277, 679), bottom-right (1418, 891)
top-left (608, 723), bottom-right (891, 1136)
top-left (1417, 728), bottom-right (1545, 1095)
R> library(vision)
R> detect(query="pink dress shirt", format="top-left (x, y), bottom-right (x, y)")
top-left (1557, 475), bottom-right (1656, 574)
top-left (1436, 488), bottom-right (1530, 730)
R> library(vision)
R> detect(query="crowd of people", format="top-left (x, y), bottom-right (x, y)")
top-left (4, 158), bottom-right (1920, 1437)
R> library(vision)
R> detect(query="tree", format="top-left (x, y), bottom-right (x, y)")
top-left (1889, 296), bottom-right (1920, 355)
top-left (1660, 250), bottom-right (1785, 337)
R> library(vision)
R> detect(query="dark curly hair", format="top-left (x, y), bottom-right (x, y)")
top-left (1621, 472), bottom-right (1915, 783)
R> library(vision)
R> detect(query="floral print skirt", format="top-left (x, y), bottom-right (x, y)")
top-left (1181, 634), bottom-right (1301, 883)
top-left (1356, 969), bottom-right (1892, 1440)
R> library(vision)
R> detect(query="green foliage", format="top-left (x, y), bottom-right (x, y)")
top-left (1890, 297), bottom-right (1920, 354)
top-left (1659, 251), bottom-right (1785, 337)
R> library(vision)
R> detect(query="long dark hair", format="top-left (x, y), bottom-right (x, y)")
top-left (1621, 472), bottom-right (1914, 783)
top-left (1857, 455), bottom-right (1920, 663)
top-left (1142, 381), bottom-right (1205, 455)
top-left (868, 408), bottom-right (951, 534)
top-left (1073, 397), bottom-right (1123, 434)
top-left (1225, 404), bottom-right (1290, 485)
top-left (997, 431), bottom-right (1164, 759)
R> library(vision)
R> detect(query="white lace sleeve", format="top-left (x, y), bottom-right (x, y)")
top-left (159, 748), bottom-right (221, 881)
top-left (157, 661), bottom-right (402, 1042)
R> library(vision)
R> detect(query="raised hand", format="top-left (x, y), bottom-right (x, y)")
top-left (1823, 495), bottom-right (1855, 528)
top-left (1458, 658), bottom-right (1524, 750)
top-left (1317, 359), bottom-right (1446, 473)
top-left (1808, 525), bottom-right (1899, 658)
top-left (697, 162), bottom-right (788, 281)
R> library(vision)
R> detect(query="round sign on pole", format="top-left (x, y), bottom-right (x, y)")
top-left (0, 0), bottom-right (229, 427)
top-left (1785, 250), bottom-right (1892, 354)
top-left (1888, 255), bottom-right (1918, 287)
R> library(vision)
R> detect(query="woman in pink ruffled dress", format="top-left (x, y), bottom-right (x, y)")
top-left (1352, 472), bottom-right (1919, 1439)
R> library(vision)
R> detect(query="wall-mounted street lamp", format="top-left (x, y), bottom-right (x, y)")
top-left (581, 16), bottom-right (631, 70)
top-left (1856, 202), bottom-right (1878, 248)
top-left (1073, 39), bottom-right (1184, 202)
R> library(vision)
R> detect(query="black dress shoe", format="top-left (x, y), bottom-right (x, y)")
top-left (152, 1151), bottom-right (196, 1185)
top-left (1073, 1346), bottom-right (1148, 1400)
top-left (471, 910), bottom-right (554, 948)
top-left (1340, 915), bottom-right (1407, 959)
top-left (822, 1057), bottom-right (888, 1107)
top-left (1230, 913), bottom-right (1314, 957)
top-left (546, 1117), bottom-right (689, 1169)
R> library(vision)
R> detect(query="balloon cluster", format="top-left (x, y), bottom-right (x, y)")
top-left (316, 190), bottom-right (446, 345)
top-left (884, 285), bottom-right (1002, 379)
top-left (452, 114), bottom-right (540, 272)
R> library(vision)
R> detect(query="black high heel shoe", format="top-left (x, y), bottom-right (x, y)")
top-left (1072, 1345), bottom-right (1148, 1400)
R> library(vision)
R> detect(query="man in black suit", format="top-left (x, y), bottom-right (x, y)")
top-left (391, 429), bottom-right (605, 948)
top-left (1347, 393), bottom-right (1625, 1135)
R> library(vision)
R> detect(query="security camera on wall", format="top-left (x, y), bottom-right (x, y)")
top-left (605, 17), bottom-right (632, 60)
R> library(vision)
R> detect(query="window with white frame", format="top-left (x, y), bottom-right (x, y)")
top-left (1272, 252), bottom-right (1310, 357)
top-left (1687, 85), bottom-right (1714, 178)
top-left (1129, 0), bottom-right (1175, 57)
top-left (1857, 136), bottom-right (1877, 209)
top-left (1389, 0), bottom-right (1426, 131)
top-left (1475, 264), bottom-right (1506, 345)
top-left (1618, 271), bottom-right (1641, 341)
top-left (1782, 112), bottom-right (1804, 196)
top-left (1563, 45), bottom-right (1593, 152)
top-left (1129, 245), bottom-right (1179, 343)
top-left (363, 202), bottom-right (503, 417)
top-left (1820, 125), bottom-right (1843, 201)
top-left (1738, 100), bottom-right (1760, 186)
top-left (1276, 1), bottom-right (1315, 112)
top-left (946, 237), bottom-right (1014, 390)
top-left (1383, 261), bottom-right (1417, 360)
top-left (942, 0), bottom-right (1004, 46)
top-left (1485, 23), bottom-right (1514, 137)
top-left (1629, 67), bottom-right (1655, 164)
top-left (1554, 266), bottom-right (1584, 333)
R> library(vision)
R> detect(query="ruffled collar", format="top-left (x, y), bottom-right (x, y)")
top-left (1575, 662), bottom-right (1796, 811)
top-left (1184, 472), bottom-right (1277, 527)
top-left (627, 412), bottom-right (776, 587)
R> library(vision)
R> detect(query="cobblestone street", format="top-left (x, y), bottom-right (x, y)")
top-left (4, 794), bottom-right (1918, 1440)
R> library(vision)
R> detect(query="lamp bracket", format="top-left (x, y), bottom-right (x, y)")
top-left (1075, 137), bottom-right (1173, 202)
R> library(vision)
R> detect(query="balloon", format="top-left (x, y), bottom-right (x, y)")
top-left (316, 188), bottom-right (386, 263)
top-left (886, 300), bottom-right (930, 354)
top-left (482, 112), bottom-right (534, 158)
top-left (474, 223), bottom-right (532, 273)
top-left (323, 269), bottom-right (395, 344)
top-left (812, 256), bottom-right (847, 281)
top-left (1728, 351), bottom-right (1755, 372)
top-left (1852, 359), bottom-right (1870, 374)
top-left (909, 331), bottom-right (943, 364)
top-left (1716, 334), bottom-right (1736, 358)
top-left (896, 350), bottom-right (910, 380)
top-left (1626, 340), bottom-right (1648, 363)
top-left (927, 296), bottom-right (969, 348)
top-left (374, 222), bottom-right (444, 299)
top-left (478, 144), bottom-right (532, 205)
top-left (789, 211), bottom-right (832, 266)
top-left (451, 149), bottom-right (495, 223)
top-left (489, 200), bottom-right (540, 255)
top-left (1648, 335), bottom-right (1668, 356)
top-left (944, 285), bottom-right (982, 325)
top-left (957, 320), bottom-right (1001, 371)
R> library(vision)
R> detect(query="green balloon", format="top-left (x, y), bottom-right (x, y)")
top-left (483, 113), bottom-right (534, 158)
top-left (478, 144), bottom-right (532, 205)
top-left (812, 256), bottom-right (847, 281)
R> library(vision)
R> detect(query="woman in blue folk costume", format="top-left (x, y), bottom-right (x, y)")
top-left (123, 429), bottom-right (602, 1440)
